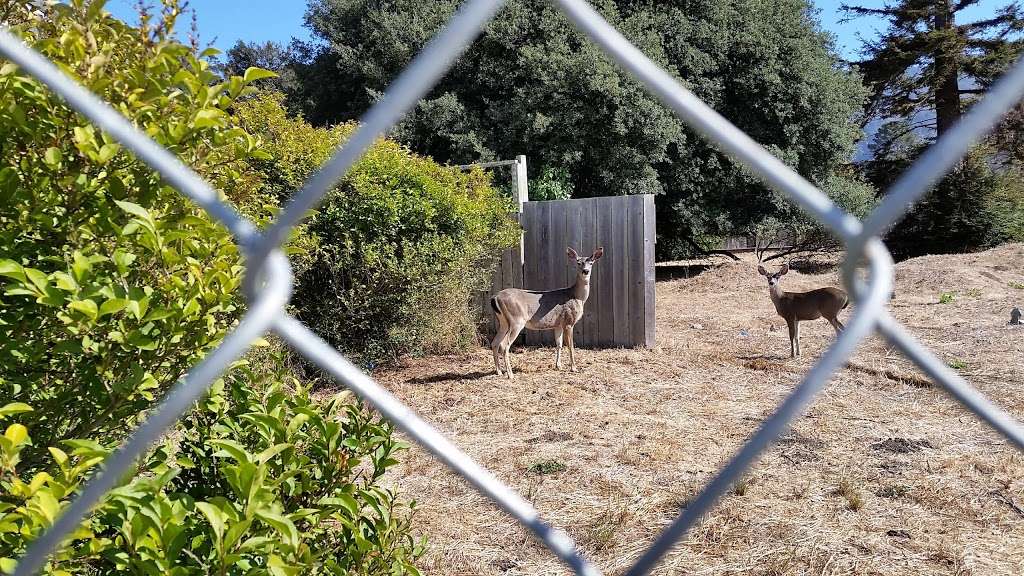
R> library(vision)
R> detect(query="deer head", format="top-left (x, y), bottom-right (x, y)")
top-left (567, 247), bottom-right (604, 279)
top-left (757, 263), bottom-right (789, 288)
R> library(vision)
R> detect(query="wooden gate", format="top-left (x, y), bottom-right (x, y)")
top-left (479, 194), bottom-right (655, 348)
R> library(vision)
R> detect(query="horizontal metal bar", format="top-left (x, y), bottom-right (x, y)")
top-left (456, 159), bottom-right (519, 169)
top-left (273, 314), bottom-right (600, 576)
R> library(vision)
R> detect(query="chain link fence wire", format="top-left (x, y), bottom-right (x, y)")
top-left (4, 0), bottom-right (1024, 573)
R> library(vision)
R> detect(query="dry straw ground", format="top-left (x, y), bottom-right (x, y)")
top-left (369, 243), bottom-right (1024, 575)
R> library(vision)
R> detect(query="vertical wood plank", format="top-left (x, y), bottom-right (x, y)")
top-left (628, 195), bottom-right (646, 347)
top-left (511, 212), bottom-right (525, 290)
top-left (596, 196), bottom-right (616, 346)
top-left (541, 200), bottom-right (567, 346)
top-left (643, 194), bottom-right (656, 347)
top-left (585, 198), bottom-right (598, 344)
top-left (527, 201), bottom-right (549, 346)
top-left (612, 195), bottom-right (630, 346)
top-left (566, 198), bottom-right (586, 347)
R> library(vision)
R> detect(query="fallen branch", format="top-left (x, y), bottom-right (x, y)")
top-left (991, 490), bottom-right (1024, 519)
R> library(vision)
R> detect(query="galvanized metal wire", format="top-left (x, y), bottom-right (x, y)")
top-left (4, 0), bottom-right (1024, 573)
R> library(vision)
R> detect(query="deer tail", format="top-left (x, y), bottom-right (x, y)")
top-left (490, 296), bottom-right (501, 317)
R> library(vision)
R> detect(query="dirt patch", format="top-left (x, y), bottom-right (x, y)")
top-left (871, 437), bottom-right (935, 454)
top-left (362, 244), bottom-right (1024, 576)
top-left (876, 484), bottom-right (912, 499)
top-left (528, 430), bottom-right (574, 443)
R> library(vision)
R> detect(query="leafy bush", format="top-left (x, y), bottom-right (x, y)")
top-left (0, 3), bottom-right (421, 574)
top-left (751, 171), bottom-right (878, 259)
top-left (530, 166), bottom-right (573, 201)
top-left (0, 0), bottom-right (280, 463)
top-left (988, 166), bottom-right (1024, 244)
top-left (234, 94), bottom-right (520, 367)
top-left (885, 148), bottom-right (1020, 260)
top-left (0, 360), bottom-right (423, 575)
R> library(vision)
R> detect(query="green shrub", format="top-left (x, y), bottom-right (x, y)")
top-left (0, 361), bottom-right (424, 575)
top-left (0, 3), bottom-right (421, 574)
top-left (530, 166), bottom-right (573, 201)
top-left (0, 0), bottom-right (280, 463)
top-left (886, 148), bottom-right (1012, 260)
top-left (235, 94), bottom-right (520, 367)
top-left (988, 166), bottom-right (1024, 244)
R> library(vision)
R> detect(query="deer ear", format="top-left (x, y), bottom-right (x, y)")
top-left (567, 247), bottom-right (580, 260)
top-left (591, 247), bottom-right (604, 261)
top-left (757, 265), bottom-right (768, 276)
top-left (779, 263), bottom-right (789, 275)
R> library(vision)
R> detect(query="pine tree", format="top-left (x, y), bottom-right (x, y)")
top-left (843, 0), bottom-right (1024, 136)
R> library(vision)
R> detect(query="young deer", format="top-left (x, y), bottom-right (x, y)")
top-left (757, 263), bottom-right (849, 358)
top-left (490, 247), bottom-right (604, 378)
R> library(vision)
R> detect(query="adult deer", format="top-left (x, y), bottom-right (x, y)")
top-left (490, 247), bottom-right (604, 378)
top-left (757, 263), bottom-right (848, 358)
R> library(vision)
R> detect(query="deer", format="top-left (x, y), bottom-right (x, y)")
top-left (490, 247), bottom-right (604, 378)
top-left (757, 263), bottom-right (849, 358)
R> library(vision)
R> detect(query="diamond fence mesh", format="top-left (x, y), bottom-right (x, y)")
top-left (4, 0), bottom-right (1024, 574)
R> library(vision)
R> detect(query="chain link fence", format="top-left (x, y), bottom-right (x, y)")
top-left (4, 0), bottom-right (1024, 574)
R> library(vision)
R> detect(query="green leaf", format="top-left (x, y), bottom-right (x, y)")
top-left (254, 511), bottom-right (298, 551)
top-left (0, 259), bottom-right (25, 283)
top-left (99, 298), bottom-right (128, 317)
top-left (43, 147), bottom-right (61, 167)
top-left (69, 299), bottom-right (98, 321)
top-left (255, 443), bottom-right (291, 465)
top-left (48, 447), bottom-right (68, 467)
top-left (0, 403), bottom-right (32, 418)
top-left (242, 67), bottom-right (278, 84)
top-left (71, 251), bottom-right (91, 282)
top-left (125, 331), bottom-right (156, 350)
top-left (96, 142), bottom-right (120, 164)
top-left (319, 494), bottom-right (359, 518)
top-left (195, 502), bottom-right (225, 546)
top-left (193, 109), bottom-right (224, 129)
top-left (114, 200), bottom-right (156, 230)
top-left (209, 440), bottom-right (250, 464)
top-left (267, 554), bottom-right (301, 576)
top-left (53, 272), bottom-right (78, 291)
top-left (23, 268), bottom-right (49, 294)
top-left (4, 424), bottom-right (27, 446)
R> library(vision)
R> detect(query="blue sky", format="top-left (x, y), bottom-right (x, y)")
top-left (105, 1), bottom-right (1006, 61)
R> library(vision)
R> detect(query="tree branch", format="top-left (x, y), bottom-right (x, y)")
top-left (685, 236), bottom-right (741, 261)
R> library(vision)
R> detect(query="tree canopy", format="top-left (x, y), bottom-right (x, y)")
top-left (843, 0), bottom-right (1024, 136)
top-left (229, 0), bottom-right (871, 258)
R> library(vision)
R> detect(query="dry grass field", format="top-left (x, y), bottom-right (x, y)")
top-left (368, 243), bottom-right (1024, 575)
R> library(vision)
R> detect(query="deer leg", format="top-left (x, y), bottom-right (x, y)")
top-left (505, 321), bottom-right (526, 379)
top-left (553, 328), bottom-right (564, 370)
top-left (565, 325), bottom-right (577, 372)
top-left (492, 315), bottom-right (509, 376)
top-left (830, 317), bottom-right (845, 335)
top-left (795, 321), bottom-right (801, 356)
top-left (786, 318), bottom-right (797, 358)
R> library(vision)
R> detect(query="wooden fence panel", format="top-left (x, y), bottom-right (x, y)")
top-left (479, 194), bottom-right (655, 349)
